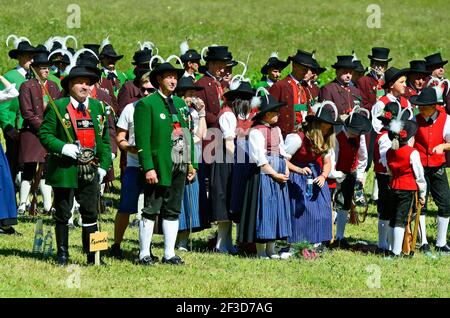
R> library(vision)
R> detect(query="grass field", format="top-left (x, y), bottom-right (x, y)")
top-left (0, 0), bottom-right (449, 298)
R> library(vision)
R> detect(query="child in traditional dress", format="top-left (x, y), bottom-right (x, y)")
top-left (238, 90), bottom-right (291, 259)
top-left (283, 102), bottom-right (341, 257)
top-left (386, 119), bottom-right (426, 256)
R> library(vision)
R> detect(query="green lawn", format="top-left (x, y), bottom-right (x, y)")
top-left (0, 0), bottom-right (449, 298)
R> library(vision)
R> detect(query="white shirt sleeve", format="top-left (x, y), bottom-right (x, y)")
top-left (371, 100), bottom-right (384, 134)
top-left (410, 150), bottom-right (427, 198)
top-left (356, 135), bottom-right (368, 179)
top-left (277, 127), bottom-right (289, 159)
top-left (378, 133), bottom-right (391, 169)
top-left (284, 133), bottom-right (302, 157)
top-left (117, 103), bottom-right (133, 131)
top-left (327, 148), bottom-right (344, 179)
top-left (444, 115), bottom-right (450, 142)
top-left (0, 83), bottom-right (19, 102)
top-left (249, 129), bottom-right (268, 167)
top-left (219, 111), bottom-right (237, 139)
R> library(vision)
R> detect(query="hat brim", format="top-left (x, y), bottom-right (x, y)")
top-left (426, 60), bottom-right (448, 68)
top-left (332, 63), bottom-right (357, 70)
top-left (345, 116), bottom-right (372, 135)
top-left (223, 89), bottom-right (255, 101)
top-left (305, 115), bottom-right (342, 126)
top-left (290, 59), bottom-right (314, 69)
top-left (408, 94), bottom-right (441, 106)
top-left (407, 68), bottom-right (431, 75)
top-left (368, 55), bottom-right (393, 62)
top-left (382, 69), bottom-right (411, 89)
top-left (261, 61), bottom-right (290, 75)
top-left (252, 101), bottom-right (287, 121)
top-left (61, 70), bottom-right (100, 92)
top-left (8, 48), bottom-right (36, 59)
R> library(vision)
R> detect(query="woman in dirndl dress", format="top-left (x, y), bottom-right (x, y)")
top-left (283, 102), bottom-right (341, 255)
top-left (174, 77), bottom-right (207, 251)
top-left (0, 75), bottom-right (20, 235)
top-left (238, 91), bottom-right (291, 259)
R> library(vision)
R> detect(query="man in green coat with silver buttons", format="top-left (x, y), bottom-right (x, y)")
top-left (134, 61), bottom-right (197, 265)
top-left (39, 65), bottom-right (112, 266)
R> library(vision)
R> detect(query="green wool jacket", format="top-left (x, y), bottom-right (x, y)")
top-left (39, 97), bottom-right (112, 188)
top-left (0, 69), bottom-right (27, 130)
top-left (253, 80), bottom-right (270, 89)
top-left (134, 92), bottom-right (197, 187)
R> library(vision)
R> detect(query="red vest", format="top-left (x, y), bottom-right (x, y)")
top-left (415, 110), bottom-right (447, 167)
top-left (253, 124), bottom-right (281, 155)
top-left (292, 131), bottom-right (322, 165)
top-left (67, 103), bottom-right (96, 149)
top-left (379, 95), bottom-right (410, 109)
top-left (374, 130), bottom-right (388, 173)
top-left (335, 131), bottom-right (360, 174)
top-left (387, 146), bottom-right (418, 191)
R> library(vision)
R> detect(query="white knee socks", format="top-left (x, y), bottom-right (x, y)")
top-left (392, 227), bottom-right (405, 256)
top-left (162, 219), bottom-right (179, 259)
top-left (436, 216), bottom-right (449, 248)
top-left (39, 179), bottom-right (52, 212)
top-left (418, 215), bottom-right (428, 246)
top-left (216, 221), bottom-right (231, 252)
top-left (139, 217), bottom-right (155, 260)
top-left (19, 180), bottom-right (31, 205)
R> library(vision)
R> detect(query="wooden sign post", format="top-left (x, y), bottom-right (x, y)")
top-left (89, 231), bottom-right (108, 265)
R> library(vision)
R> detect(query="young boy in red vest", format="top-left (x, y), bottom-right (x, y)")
top-left (371, 67), bottom-right (412, 134)
top-left (386, 120), bottom-right (426, 256)
top-left (330, 107), bottom-right (372, 248)
top-left (373, 102), bottom-right (413, 252)
top-left (410, 87), bottom-right (450, 254)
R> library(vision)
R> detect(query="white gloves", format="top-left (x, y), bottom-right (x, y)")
top-left (111, 153), bottom-right (116, 160)
top-left (98, 167), bottom-right (107, 184)
top-left (61, 144), bottom-right (80, 159)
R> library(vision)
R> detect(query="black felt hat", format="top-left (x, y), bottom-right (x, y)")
top-left (203, 46), bottom-right (232, 62)
top-left (409, 87), bottom-right (442, 106)
top-left (223, 81), bottom-right (255, 101)
top-left (424, 52), bottom-right (448, 68)
top-left (305, 102), bottom-right (342, 126)
top-left (288, 50), bottom-right (315, 68)
top-left (382, 67), bottom-right (410, 89)
top-left (368, 47), bottom-right (392, 62)
top-left (83, 44), bottom-right (100, 57)
top-left (261, 54), bottom-right (289, 75)
top-left (180, 49), bottom-right (201, 63)
top-left (61, 66), bottom-right (101, 91)
top-left (407, 60), bottom-right (431, 75)
top-left (99, 44), bottom-right (123, 60)
top-left (344, 112), bottom-right (372, 135)
top-left (132, 49), bottom-right (153, 65)
top-left (388, 120), bottom-right (418, 144)
top-left (332, 55), bottom-right (357, 70)
top-left (149, 62), bottom-right (184, 88)
top-left (8, 41), bottom-right (37, 59)
top-left (252, 94), bottom-right (287, 121)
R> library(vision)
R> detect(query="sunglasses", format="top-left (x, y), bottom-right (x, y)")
top-left (140, 87), bottom-right (154, 94)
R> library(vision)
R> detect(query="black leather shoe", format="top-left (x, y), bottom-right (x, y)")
top-left (435, 244), bottom-right (450, 254)
top-left (419, 244), bottom-right (431, 253)
top-left (162, 255), bottom-right (185, 265)
top-left (109, 243), bottom-right (124, 260)
top-left (138, 255), bottom-right (156, 266)
top-left (0, 226), bottom-right (22, 236)
top-left (57, 254), bottom-right (69, 266)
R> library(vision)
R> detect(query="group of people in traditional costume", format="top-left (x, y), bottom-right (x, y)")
top-left (1, 34), bottom-right (449, 266)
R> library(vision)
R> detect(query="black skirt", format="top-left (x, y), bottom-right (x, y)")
top-left (209, 162), bottom-right (233, 222)
top-left (237, 164), bottom-right (260, 243)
